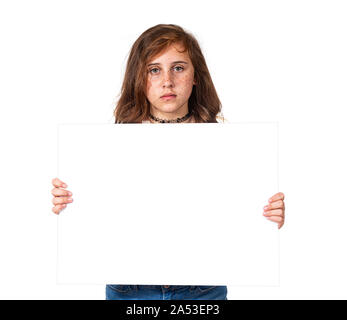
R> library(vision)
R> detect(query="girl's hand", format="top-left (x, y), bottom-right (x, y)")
top-left (263, 192), bottom-right (285, 229)
top-left (51, 177), bottom-right (73, 215)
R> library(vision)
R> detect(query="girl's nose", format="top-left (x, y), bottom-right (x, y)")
top-left (162, 71), bottom-right (174, 87)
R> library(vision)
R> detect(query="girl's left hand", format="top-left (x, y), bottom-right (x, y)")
top-left (263, 192), bottom-right (285, 229)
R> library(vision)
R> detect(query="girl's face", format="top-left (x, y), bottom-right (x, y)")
top-left (145, 42), bottom-right (196, 119)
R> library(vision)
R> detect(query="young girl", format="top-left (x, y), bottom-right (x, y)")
top-left (51, 24), bottom-right (285, 300)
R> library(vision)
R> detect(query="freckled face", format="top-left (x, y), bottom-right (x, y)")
top-left (145, 43), bottom-right (196, 119)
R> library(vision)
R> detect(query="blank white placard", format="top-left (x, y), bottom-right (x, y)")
top-left (57, 122), bottom-right (279, 286)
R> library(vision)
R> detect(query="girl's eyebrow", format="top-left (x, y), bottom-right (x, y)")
top-left (147, 61), bottom-right (188, 66)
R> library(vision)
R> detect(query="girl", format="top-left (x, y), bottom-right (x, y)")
top-left (51, 24), bottom-right (285, 300)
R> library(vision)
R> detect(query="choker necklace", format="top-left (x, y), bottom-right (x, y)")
top-left (149, 111), bottom-right (191, 123)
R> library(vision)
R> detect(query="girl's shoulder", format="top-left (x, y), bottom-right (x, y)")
top-left (216, 114), bottom-right (230, 123)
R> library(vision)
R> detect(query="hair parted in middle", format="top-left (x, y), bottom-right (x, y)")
top-left (114, 24), bottom-right (223, 124)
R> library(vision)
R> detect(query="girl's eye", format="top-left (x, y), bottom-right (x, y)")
top-left (174, 66), bottom-right (184, 72)
top-left (149, 68), bottom-right (158, 74)
top-left (149, 68), bottom-right (159, 74)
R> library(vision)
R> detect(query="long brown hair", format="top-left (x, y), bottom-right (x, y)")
top-left (114, 24), bottom-right (222, 123)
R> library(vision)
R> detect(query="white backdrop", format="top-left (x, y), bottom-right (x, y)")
top-left (0, 0), bottom-right (346, 299)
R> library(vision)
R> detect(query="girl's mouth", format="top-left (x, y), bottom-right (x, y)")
top-left (161, 95), bottom-right (176, 100)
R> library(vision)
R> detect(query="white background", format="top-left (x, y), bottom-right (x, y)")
top-left (0, 0), bottom-right (346, 299)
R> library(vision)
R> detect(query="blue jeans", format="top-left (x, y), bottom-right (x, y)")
top-left (106, 285), bottom-right (228, 300)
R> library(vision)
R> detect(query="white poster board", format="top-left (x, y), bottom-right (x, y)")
top-left (57, 122), bottom-right (279, 286)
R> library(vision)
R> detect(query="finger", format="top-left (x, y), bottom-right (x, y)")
top-left (266, 216), bottom-right (283, 224)
top-left (264, 199), bottom-right (284, 210)
top-left (52, 204), bottom-right (66, 215)
top-left (51, 187), bottom-right (73, 197)
top-left (52, 177), bottom-right (68, 188)
top-left (263, 209), bottom-right (283, 217)
top-left (52, 196), bottom-right (73, 205)
top-left (268, 192), bottom-right (285, 203)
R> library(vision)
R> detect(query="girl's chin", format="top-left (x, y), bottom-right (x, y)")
top-left (154, 105), bottom-right (180, 113)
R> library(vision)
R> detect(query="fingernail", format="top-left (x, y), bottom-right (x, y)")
top-left (68, 192), bottom-right (72, 196)
top-left (62, 184), bottom-right (67, 188)
top-left (264, 206), bottom-right (268, 210)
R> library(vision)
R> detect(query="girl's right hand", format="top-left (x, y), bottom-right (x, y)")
top-left (51, 177), bottom-right (73, 215)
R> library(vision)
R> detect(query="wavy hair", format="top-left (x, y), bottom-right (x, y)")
top-left (114, 24), bottom-right (222, 123)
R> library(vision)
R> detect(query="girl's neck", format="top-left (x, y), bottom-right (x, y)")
top-left (148, 114), bottom-right (195, 123)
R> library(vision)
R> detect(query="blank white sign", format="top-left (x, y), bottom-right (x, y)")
top-left (57, 123), bottom-right (279, 286)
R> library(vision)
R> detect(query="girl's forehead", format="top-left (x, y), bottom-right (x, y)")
top-left (148, 43), bottom-right (190, 63)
